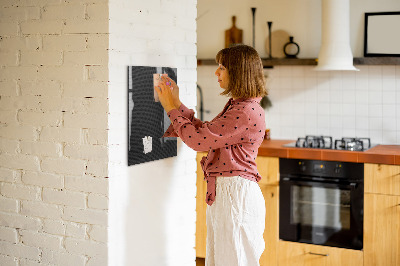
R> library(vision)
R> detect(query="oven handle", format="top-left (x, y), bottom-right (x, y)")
top-left (281, 177), bottom-right (358, 188)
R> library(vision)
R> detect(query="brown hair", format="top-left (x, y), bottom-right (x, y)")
top-left (215, 45), bottom-right (267, 99)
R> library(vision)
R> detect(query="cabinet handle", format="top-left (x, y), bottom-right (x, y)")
top-left (309, 252), bottom-right (329, 257)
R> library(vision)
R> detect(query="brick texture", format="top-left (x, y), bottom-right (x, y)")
top-left (0, 0), bottom-right (109, 264)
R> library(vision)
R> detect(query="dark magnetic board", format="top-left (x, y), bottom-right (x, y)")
top-left (128, 66), bottom-right (177, 166)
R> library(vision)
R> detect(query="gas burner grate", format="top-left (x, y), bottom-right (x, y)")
top-left (334, 137), bottom-right (371, 151)
top-left (295, 135), bottom-right (333, 149)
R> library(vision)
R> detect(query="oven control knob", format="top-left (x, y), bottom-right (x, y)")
top-left (334, 167), bottom-right (341, 174)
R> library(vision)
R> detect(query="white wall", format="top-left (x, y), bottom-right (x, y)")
top-left (108, 0), bottom-right (198, 265)
top-left (0, 1), bottom-right (109, 265)
top-left (197, 0), bottom-right (400, 145)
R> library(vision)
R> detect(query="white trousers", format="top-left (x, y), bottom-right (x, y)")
top-left (205, 176), bottom-right (266, 266)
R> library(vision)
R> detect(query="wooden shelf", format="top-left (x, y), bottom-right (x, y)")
top-left (197, 57), bottom-right (400, 68)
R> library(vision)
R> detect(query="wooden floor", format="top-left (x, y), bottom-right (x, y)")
top-left (196, 257), bottom-right (205, 266)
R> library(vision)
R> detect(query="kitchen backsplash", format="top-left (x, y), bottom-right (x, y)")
top-left (197, 65), bottom-right (400, 145)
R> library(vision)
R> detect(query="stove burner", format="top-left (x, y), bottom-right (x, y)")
top-left (290, 136), bottom-right (372, 151)
top-left (295, 135), bottom-right (333, 149)
top-left (334, 137), bottom-right (371, 151)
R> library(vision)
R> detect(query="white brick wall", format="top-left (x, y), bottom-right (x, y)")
top-left (0, 1), bottom-right (109, 265)
top-left (108, 0), bottom-right (197, 265)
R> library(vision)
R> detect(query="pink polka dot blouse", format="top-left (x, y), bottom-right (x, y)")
top-left (163, 97), bottom-right (266, 206)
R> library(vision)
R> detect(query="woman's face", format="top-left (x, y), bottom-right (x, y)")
top-left (215, 64), bottom-right (229, 89)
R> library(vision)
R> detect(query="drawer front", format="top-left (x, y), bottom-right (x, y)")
top-left (365, 164), bottom-right (400, 196)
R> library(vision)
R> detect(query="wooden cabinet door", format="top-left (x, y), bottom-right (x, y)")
top-left (196, 152), bottom-right (208, 258)
top-left (364, 193), bottom-right (400, 266)
top-left (256, 156), bottom-right (279, 186)
top-left (278, 241), bottom-right (363, 266)
top-left (365, 164), bottom-right (400, 196)
top-left (259, 185), bottom-right (279, 266)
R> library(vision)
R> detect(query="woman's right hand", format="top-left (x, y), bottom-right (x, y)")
top-left (163, 76), bottom-right (181, 109)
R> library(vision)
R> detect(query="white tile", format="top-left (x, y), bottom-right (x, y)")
top-left (355, 129), bottom-right (369, 139)
top-left (342, 90), bottom-right (355, 104)
top-left (382, 91), bottom-right (396, 104)
top-left (317, 115), bottom-right (330, 128)
top-left (369, 130), bottom-right (383, 144)
top-left (330, 116), bottom-right (342, 128)
top-left (317, 89), bottom-right (330, 103)
top-left (330, 103), bottom-right (342, 116)
top-left (342, 103), bottom-right (355, 116)
top-left (382, 131), bottom-right (397, 144)
top-left (317, 102), bottom-right (330, 115)
top-left (382, 104), bottom-right (396, 118)
top-left (356, 117), bottom-right (369, 130)
top-left (317, 77), bottom-right (330, 90)
top-left (369, 117), bottom-right (383, 129)
top-left (355, 104), bottom-right (369, 117)
top-left (368, 91), bottom-right (382, 104)
top-left (342, 116), bottom-right (356, 129)
top-left (355, 90), bottom-right (369, 104)
top-left (330, 89), bottom-right (343, 103)
top-left (382, 77), bottom-right (396, 91)
top-left (383, 117), bottom-right (397, 131)
top-left (342, 128), bottom-right (356, 137)
top-left (368, 104), bottom-right (383, 118)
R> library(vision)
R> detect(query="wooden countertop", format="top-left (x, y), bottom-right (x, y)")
top-left (258, 139), bottom-right (400, 165)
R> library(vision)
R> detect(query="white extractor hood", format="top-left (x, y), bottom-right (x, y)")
top-left (314, 0), bottom-right (359, 71)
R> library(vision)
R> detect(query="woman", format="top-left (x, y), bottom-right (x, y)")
top-left (155, 45), bottom-right (267, 266)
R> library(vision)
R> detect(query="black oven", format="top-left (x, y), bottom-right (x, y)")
top-left (279, 158), bottom-right (364, 250)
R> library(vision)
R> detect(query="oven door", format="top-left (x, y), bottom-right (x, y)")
top-left (279, 177), bottom-right (363, 250)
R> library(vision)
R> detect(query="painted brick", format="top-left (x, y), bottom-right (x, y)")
top-left (0, 254), bottom-right (17, 266)
top-left (20, 141), bottom-right (62, 157)
top-left (0, 66), bottom-right (38, 81)
top-left (0, 51), bottom-right (18, 66)
top-left (65, 175), bottom-right (108, 195)
top-left (88, 225), bottom-right (107, 243)
top-left (0, 6), bottom-right (40, 21)
top-left (88, 194), bottom-right (108, 210)
top-left (82, 98), bottom-right (109, 114)
top-left (19, 80), bottom-right (62, 97)
top-left (20, 21), bottom-right (62, 35)
top-left (0, 168), bottom-right (16, 183)
top-left (0, 226), bottom-right (18, 243)
top-left (65, 222), bottom-right (86, 239)
top-left (0, 196), bottom-right (18, 213)
top-left (86, 161), bottom-right (108, 178)
top-left (64, 50), bottom-right (108, 66)
top-left (64, 144), bottom-right (108, 161)
top-left (0, 212), bottom-right (42, 230)
top-left (86, 3), bottom-right (108, 20)
top-left (63, 207), bottom-right (107, 226)
top-left (40, 127), bottom-right (81, 144)
top-left (20, 230), bottom-right (62, 251)
top-left (0, 22), bottom-right (18, 36)
top-left (43, 188), bottom-right (86, 208)
top-left (19, 259), bottom-right (42, 266)
top-left (16, 0), bottom-right (63, 6)
top-left (86, 34), bottom-right (108, 51)
top-left (86, 256), bottom-right (107, 266)
top-left (64, 113), bottom-right (108, 129)
top-left (87, 65), bottom-right (108, 82)
top-left (42, 35), bottom-right (86, 51)
top-left (41, 248), bottom-right (86, 266)
top-left (0, 155), bottom-right (40, 176)
top-left (37, 96), bottom-right (85, 113)
top-left (0, 36), bottom-right (42, 52)
top-left (0, 125), bottom-right (37, 141)
top-left (42, 4), bottom-right (85, 20)
top-left (22, 171), bottom-right (63, 189)
top-left (0, 110), bottom-right (17, 124)
top-left (63, 20), bottom-right (109, 34)
top-left (83, 128), bottom-right (108, 145)
top-left (0, 138), bottom-right (19, 154)
top-left (63, 81), bottom-right (108, 98)
top-left (0, 81), bottom-right (17, 96)
top-left (20, 51), bottom-right (63, 66)
top-left (21, 200), bottom-right (63, 219)
top-left (0, 241), bottom-right (40, 261)
top-left (18, 111), bottom-right (62, 127)
top-left (65, 238), bottom-right (107, 257)
top-left (0, 183), bottom-right (41, 201)
top-left (37, 66), bottom-right (85, 82)
top-left (43, 219), bottom-right (66, 235)
top-left (41, 158), bottom-right (86, 176)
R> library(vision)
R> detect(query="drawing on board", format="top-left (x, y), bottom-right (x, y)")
top-left (128, 66), bottom-right (177, 166)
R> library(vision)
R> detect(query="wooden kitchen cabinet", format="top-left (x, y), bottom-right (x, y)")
top-left (364, 163), bottom-right (400, 196)
top-left (364, 163), bottom-right (400, 266)
top-left (278, 241), bottom-right (363, 266)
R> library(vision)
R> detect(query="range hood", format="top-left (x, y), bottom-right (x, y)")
top-left (314, 0), bottom-right (359, 71)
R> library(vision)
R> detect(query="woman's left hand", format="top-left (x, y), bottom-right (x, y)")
top-left (155, 79), bottom-right (176, 113)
